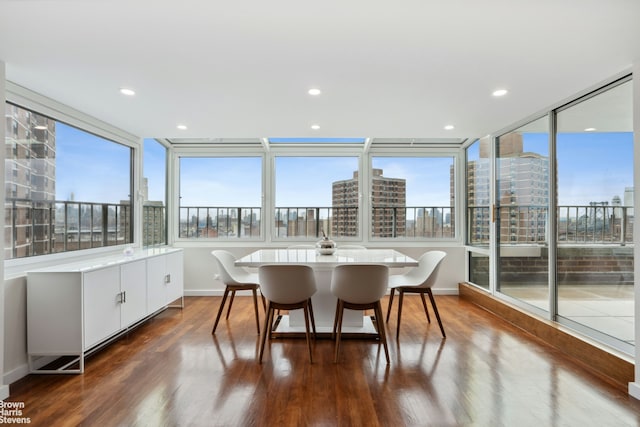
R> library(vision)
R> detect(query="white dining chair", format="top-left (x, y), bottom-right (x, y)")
top-left (331, 264), bottom-right (390, 364)
top-left (258, 265), bottom-right (318, 363)
top-left (386, 250), bottom-right (447, 338)
top-left (211, 250), bottom-right (265, 335)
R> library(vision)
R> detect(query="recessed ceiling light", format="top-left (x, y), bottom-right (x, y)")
top-left (584, 127), bottom-right (596, 132)
top-left (34, 125), bottom-right (48, 130)
top-left (177, 124), bottom-right (187, 130)
top-left (308, 88), bottom-right (321, 96)
top-left (492, 89), bottom-right (508, 97)
top-left (444, 125), bottom-right (455, 130)
top-left (311, 124), bottom-right (320, 130)
top-left (119, 87), bottom-right (136, 96)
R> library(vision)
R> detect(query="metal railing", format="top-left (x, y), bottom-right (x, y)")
top-left (5, 198), bottom-right (132, 259)
top-left (467, 205), bottom-right (634, 245)
top-left (177, 205), bottom-right (455, 239)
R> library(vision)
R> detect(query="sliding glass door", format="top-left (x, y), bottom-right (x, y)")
top-left (495, 117), bottom-right (550, 312)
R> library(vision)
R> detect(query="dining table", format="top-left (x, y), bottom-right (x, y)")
top-left (235, 248), bottom-right (418, 337)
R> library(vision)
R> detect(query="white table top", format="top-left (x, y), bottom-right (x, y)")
top-left (235, 248), bottom-right (418, 268)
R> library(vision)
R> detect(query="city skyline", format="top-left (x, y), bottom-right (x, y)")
top-left (52, 133), bottom-right (634, 208)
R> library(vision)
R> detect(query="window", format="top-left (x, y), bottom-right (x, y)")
top-left (4, 102), bottom-right (133, 259)
top-left (178, 156), bottom-right (262, 239)
top-left (555, 78), bottom-right (633, 351)
top-left (274, 156), bottom-right (359, 239)
top-left (143, 139), bottom-right (167, 246)
top-left (370, 156), bottom-right (455, 239)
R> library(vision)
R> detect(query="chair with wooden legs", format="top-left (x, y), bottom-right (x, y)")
top-left (386, 250), bottom-right (447, 338)
top-left (258, 265), bottom-right (318, 363)
top-left (331, 264), bottom-right (390, 364)
top-left (211, 250), bottom-right (266, 335)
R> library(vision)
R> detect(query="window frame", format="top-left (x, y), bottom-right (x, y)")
top-left (4, 82), bottom-right (139, 274)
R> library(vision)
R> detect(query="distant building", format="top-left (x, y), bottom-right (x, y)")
top-left (332, 169), bottom-right (406, 237)
top-left (4, 103), bottom-right (56, 258)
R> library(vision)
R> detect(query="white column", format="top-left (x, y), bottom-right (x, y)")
top-left (0, 60), bottom-right (10, 400)
top-left (629, 64), bottom-right (640, 400)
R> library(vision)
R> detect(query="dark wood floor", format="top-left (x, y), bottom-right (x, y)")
top-left (7, 295), bottom-right (640, 426)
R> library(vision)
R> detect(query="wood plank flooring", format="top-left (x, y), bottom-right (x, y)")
top-left (6, 295), bottom-right (640, 426)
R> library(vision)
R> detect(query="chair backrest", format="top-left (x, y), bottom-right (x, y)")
top-left (211, 250), bottom-right (253, 286)
top-left (258, 265), bottom-right (317, 304)
top-left (331, 264), bottom-right (389, 304)
top-left (404, 251), bottom-right (447, 289)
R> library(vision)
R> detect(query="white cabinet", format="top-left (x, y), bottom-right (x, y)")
top-left (27, 248), bottom-right (183, 374)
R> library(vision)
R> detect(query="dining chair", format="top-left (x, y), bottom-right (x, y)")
top-left (210, 250), bottom-right (266, 335)
top-left (386, 250), bottom-right (447, 338)
top-left (331, 264), bottom-right (390, 364)
top-left (258, 265), bottom-right (318, 363)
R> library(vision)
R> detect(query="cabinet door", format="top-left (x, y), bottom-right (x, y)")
top-left (165, 251), bottom-right (184, 304)
top-left (146, 255), bottom-right (167, 314)
top-left (83, 266), bottom-right (121, 349)
top-left (120, 260), bottom-right (147, 327)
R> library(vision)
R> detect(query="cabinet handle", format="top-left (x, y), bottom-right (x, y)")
top-left (123, 291), bottom-right (126, 303)
top-left (165, 274), bottom-right (171, 284)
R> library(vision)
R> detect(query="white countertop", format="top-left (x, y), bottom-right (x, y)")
top-left (26, 247), bottom-right (183, 273)
top-left (235, 248), bottom-right (418, 268)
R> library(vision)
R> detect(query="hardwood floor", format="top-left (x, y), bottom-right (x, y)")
top-left (7, 295), bottom-right (640, 426)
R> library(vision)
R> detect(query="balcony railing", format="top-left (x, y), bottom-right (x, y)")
top-left (4, 198), bottom-right (132, 259)
top-left (467, 205), bottom-right (634, 245)
top-left (178, 205), bottom-right (455, 239)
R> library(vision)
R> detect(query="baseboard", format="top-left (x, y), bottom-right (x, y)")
top-left (184, 288), bottom-right (459, 297)
top-left (459, 282), bottom-right (633, 392)
top-left (629, 382), bottom-right (640, 400)
top-left (0, 384), bottom-right (9, 400)
top-left (3, 363), bottom-right (30, 388)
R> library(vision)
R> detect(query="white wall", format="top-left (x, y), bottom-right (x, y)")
top-left (180, 245), bottom-right (464, 296)
top-left (0, 60), bottom-right (9, 400)
top-left (628, 65), bottom-right (640, 399)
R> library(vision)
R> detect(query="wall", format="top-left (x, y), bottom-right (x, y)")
top-left (0, 60), bottom-right (9, 400)
top-left (629, 64), bottom-right (640, 399)
top-left (179, 245), bottom-right (464, 296)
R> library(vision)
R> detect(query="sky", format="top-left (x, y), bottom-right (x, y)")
top-left (54, 133), bottom-right (634, 208)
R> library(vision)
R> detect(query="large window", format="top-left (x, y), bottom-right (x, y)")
top-left (495, 116), bottom-right (550, 312)
top-left (274, 156), bottom-right (359, 239)
top-left (143, 139), bottom-right (167, 246)
top-left (466, 137), bottom-right (491, 289)
top-left (178, 156), bottom-right (262, 239)
top-left (555, 78), bottom-right (633, 350)
top-left (370, 156), bottom-right (455, 239)
top-left (4, 103), bottom-right (133, 259)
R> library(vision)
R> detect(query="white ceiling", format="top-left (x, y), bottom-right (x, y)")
top-left (1, 0), bottom-right (639, 142)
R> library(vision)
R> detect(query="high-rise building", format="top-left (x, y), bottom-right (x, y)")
top-left (332, 169), bottom-right (406, 237)
top-left (4, 103), bottom-right (56, 258)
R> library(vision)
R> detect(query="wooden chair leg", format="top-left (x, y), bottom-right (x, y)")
top-left (225, 290), bottom-right (236, 319)
top-left (252, 288), bottom-right (261, 335)
top-left (396, 290), bottom-right (404, 338)
top-left (420, 291), bottom-right (431, 323)
top-left (427, 289), bottom-right (446, 338)
top-left (334, 300), bottom-right (345, 363)
top-left (260, 294), bottom-right (267, 311)
top-left (258, 304), bottom-right (274, 363)
top-left (374, 301), bottom-right (390, 364)
top-left (386, 288), bottom-right (395, 322)
top-left (303, 304), bottom-right (313, 363)
top-left (307, 298), bottom-right (317, 337)
top-left (212, 287), bottom-right (230, 334)
top-left (332, 299), bottom-right (340, 339)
